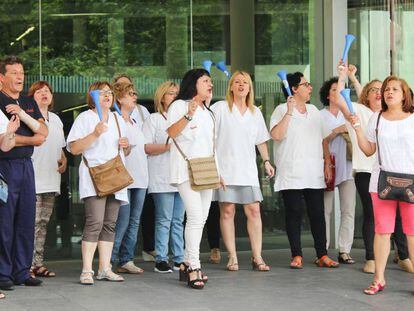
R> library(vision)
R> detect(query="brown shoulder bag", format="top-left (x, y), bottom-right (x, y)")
top-left (83, 113), bottom-right (134, 197)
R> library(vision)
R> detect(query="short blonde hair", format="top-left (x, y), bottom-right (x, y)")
top-left (359, 79), bottom-right (381, 108)
top-left (154, 81), bottom-right (179, 114)
top-left (113, 82), bottom-right (135, 102)
top-left (225, 71), bottom-right (255, 113)
top-left (86, 81), bottom-right (113, 109)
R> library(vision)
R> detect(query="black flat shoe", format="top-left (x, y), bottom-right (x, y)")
top-left (0, 280), bottom-right (14, 291)
top-left (14, 277), bottom-right (42, 286)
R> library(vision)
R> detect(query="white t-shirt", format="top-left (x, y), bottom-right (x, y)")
top-left (143, 112), bottom-right (177, 193)
top-left (124, 119), bottom-right (148, 189)
top-left (0, 110), bottom-right (8, 134)
top-left (344, 102), bottom-right (376, 173)
top-left (320, 109), bottom-right (353, 186)
top-left (366, 112), bottom-right (414, 193)
top-left (130, 104), bottom-right (150, 129)
top-left (167, 99), bottom-right (215, 186)
top-left (66, 110), bottom-right (128, 203)
top-left (269, 103), bottom-right (330, 191)
top-left (32, 112), bottom-right (66, 194)
top-left (211, 100), bottom-right (270, 187)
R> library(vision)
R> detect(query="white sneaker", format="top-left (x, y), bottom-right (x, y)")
top-left (142, 251), bottom-right (156, 262)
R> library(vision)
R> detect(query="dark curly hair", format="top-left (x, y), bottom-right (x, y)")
top-left (319, 77), bottom-right (338, 106)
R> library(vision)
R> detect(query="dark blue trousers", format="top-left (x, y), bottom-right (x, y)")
top-left (0, 158), bottom-right (36, 283)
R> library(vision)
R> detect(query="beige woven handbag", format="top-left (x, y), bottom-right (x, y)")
top-left (173, 109), bottom-right (220, 191)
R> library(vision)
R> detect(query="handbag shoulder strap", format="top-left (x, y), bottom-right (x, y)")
top-left (83, 112), bottom-right (122, 168)
top-left (172, 104), bottom-right (216, 161)
top-left (375, 111), bottom-right (383, 167)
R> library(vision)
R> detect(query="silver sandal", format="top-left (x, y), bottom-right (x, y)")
top-left (80, 270), bottom-right (94, 285)
top-left (96, 268), bottom-right (124, 282)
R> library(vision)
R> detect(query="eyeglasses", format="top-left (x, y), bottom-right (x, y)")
top-left (166, 91), bottom-right (178, 96)
top-left (100, 90), bottom-right (113, 96)
top-left (128, 91), bottom-right (138, 97)
top-left (368, 87), bottom-right (381, 93)
top-left (298, 82), bottom-right (312, 88)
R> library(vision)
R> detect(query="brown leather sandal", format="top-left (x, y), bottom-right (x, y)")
top-left (252, 257), bottom-right (270, 271)
top-left (33, 266), bottom-right (56, 277)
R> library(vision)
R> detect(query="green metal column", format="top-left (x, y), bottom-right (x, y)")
top-left (230, 0), bottom-right (255, 75)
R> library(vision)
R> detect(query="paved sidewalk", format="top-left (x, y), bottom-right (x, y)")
top-left (1, 248), bottom-right (413, 311)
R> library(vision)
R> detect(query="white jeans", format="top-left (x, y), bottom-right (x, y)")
top-left (324, 179), bottom-right (356, 253)
top-left (177, 181), bottom-right (213, 269)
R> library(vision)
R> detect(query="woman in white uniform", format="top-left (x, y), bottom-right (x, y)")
top-left (29, 81), bottom-right (67, 277)
top-left (111, 82), bottom-right (148, 274)
top-left (67, 81), bottom-right (129, 285)
top-left (212, 71), bottom-right (274, 271)
top-left (0, 109), bottom-right (18, 299)
top-left (167, 68), bottom-right (224, 289)
top-left (270, 72), bottom-right (338, 269)
top-left (143, 81), bottom-right (185, 273)
top-left (319, 77), bottom-right (356, 264)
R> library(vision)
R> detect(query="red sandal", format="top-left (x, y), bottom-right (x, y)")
top-left (290, 256), bottom-right (303, 269)
top-left (364, 280), bottom-right (385, 295)
top-left (314, 255), bottom-right (339, 268)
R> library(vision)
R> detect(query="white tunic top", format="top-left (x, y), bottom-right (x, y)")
top-left (270, 103), bottom-right (330, 191)
top-left (211, 100), bottom-right (270, 187)
top-left (124, 119), bottom-right (148, 189)
top-left (344, 102), bottom-right (376, 173)
top-left (167, 99), bottom-right (215, 186)
top-left (143, 112), bottom-right (177, 193)
top-left (66, 110), bottom-right (128, 203)
top-left (32, 112), bottom-right (66, 194)
top-left (320, 109), bottom-right (353, 186)
top-left (0, 110), bottom-right (8, 134)
top-left (366, 112), bottom-right (414, 193)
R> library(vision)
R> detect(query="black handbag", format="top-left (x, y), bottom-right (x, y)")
top-left (376, 112), bottom-right (414, 203)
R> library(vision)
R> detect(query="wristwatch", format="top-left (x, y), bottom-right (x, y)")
top-left (184, 114), bottom-right (192, 121)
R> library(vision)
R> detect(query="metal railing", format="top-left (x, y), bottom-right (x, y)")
top-left (24, 75), bottom-right (282, 99)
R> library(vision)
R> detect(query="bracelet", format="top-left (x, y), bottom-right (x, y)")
top-left (184, 114), bottom-right (192, 122)
top-left (286, 113), bottom-right (293, 116)
top-left (264, 159), bottom-right (270, 165)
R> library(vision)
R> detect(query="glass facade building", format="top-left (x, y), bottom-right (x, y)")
top-left (1, 0), bottom-right (413, 260)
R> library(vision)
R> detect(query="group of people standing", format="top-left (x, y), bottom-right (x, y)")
top-left (0, 54), bottom-right (413, 298)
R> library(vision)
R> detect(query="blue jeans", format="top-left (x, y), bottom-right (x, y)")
top-left (111, 188), bottom-right (146, 266)
top-left (153, 192), bottom-right (185, 263)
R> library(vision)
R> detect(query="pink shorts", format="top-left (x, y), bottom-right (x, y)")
top-left (371, 193), bottom-right (414, 235)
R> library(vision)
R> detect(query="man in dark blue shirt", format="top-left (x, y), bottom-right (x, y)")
top-left (0, 56), bottom-right (48, 290)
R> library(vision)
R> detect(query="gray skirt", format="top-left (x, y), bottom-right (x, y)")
top-left (213, 185), bottom-right (263, 204)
